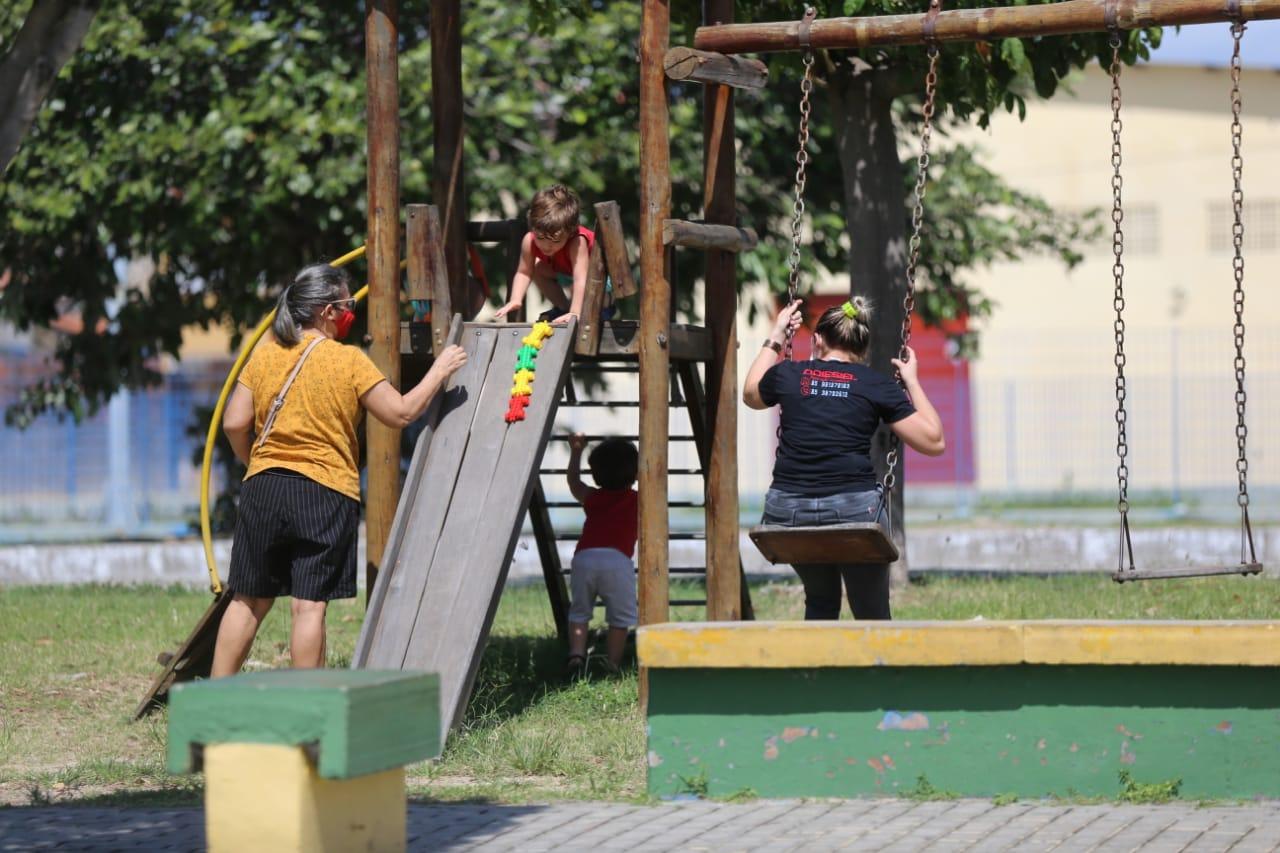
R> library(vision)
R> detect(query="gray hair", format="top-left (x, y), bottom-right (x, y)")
top-left (271, 264), bottom-right (351, 346)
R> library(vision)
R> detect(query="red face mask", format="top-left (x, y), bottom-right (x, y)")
top-left (332, 308), bottom-right (356, 341)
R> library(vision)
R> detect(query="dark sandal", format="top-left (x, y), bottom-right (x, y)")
top-left (564, 654), bottom-right (587, 680)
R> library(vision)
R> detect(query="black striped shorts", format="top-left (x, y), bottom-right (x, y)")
top-left (227, 468), bottom-right (359, 602)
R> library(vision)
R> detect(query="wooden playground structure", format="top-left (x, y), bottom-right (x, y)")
top-left (143, 0), bottom-right (1280, 801)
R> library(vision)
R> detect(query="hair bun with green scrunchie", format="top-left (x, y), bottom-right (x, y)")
top-left (841, 301), bottom-right (858, 319)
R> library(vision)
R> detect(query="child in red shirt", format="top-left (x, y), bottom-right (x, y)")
top-left (493, 185), bottom-right (613, 326)
top-left (565, 433), bottom-right (638, 675)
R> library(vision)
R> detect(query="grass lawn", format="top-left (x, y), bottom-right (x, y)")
top-left (1, 574), bottom-right (1278, 807)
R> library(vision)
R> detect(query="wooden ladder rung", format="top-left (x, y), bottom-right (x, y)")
top-left (559, 567), bottom-right (707, 576)
top-left (548, 434), bottom-right (696, 443)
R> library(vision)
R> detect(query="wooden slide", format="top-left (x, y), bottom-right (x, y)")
top-left (353, 319), bottom-right (574, 744)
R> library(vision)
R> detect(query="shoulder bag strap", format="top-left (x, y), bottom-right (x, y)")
top-left (253, 334), bottom-right (326, 449)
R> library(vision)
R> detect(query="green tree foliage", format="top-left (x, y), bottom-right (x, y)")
top-left (1, 0), bottom-right (1149, 428)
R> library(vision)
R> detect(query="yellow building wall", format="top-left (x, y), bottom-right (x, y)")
top-left (956, 62), bottom-right (1280, 493)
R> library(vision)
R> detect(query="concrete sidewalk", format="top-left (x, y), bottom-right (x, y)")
top-left (2, 799), bottom-right (1279, 852)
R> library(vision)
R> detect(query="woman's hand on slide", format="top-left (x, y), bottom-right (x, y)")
top-left (551, 311), bottom-right (578, 327)
top-left (891, 346), bottom-right (920, 385)
top-left (429, 345), bottom-right (468, 381)
top-left (492, 301), bottom-right (521, 320)
top-left (772, 299), bottom-right (803, 342)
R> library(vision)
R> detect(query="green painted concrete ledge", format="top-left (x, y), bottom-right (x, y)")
top-left (641, 621), bottom-right (1280, 800)
top-left (168, 669), bottom-right (439, 780)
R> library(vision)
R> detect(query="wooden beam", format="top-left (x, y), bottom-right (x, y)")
top-left (702, 0), bottom-right (741, 624)
top-left (593, 201), bottom-right (637, 300)
top-left (527, 482), bottom-right (570, 644)
top-left (406, 204), bottom-right (452, 354)
top-left (406, 206), bottom-right (432, 303)
top-left (364, 0), bottom-right (400, 600)
top-left (591, 322), bottom-right (712, 362)
top-left (427, 208), bottom-right (452, 353)
top-left (504, 228), bottom-right (526, 322)
top-left (465, 218), bottom-right (524, 243)
top-left (431, 0), bottom-right (470, 316)
top-left (575, 242), bottom-right (608, 356)
top-left (664, 46), bottom-right (768, 89)
top-left (639, 0), bottom-right (672, 706)
top-left (694, 0), bottom-right (1280, 54)
top-left (663, 220), bottom-right (757, 252)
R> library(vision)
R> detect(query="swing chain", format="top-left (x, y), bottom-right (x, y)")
top-left (1229, 19), bottom-right (1250, 512)
top-left (785, 40), bottom-right (816, 362)
top-left (1108, 30), bottom-right (1130, 530)
top-left (883, 7), bottom-right (941, 497)
top-left (901, 37), bottom-right (939, 361)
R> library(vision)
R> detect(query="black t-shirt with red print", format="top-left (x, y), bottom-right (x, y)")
top-left (759, 359), bottom-right (916, 496)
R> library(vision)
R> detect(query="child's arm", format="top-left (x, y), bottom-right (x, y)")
top-left (566, 432), bottom-right (594, 503)
top-left (493, 233), bottom-right (536, 320)
top-left (551, 237), bottom-right (591, 326)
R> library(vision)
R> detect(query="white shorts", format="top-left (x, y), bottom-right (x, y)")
top-left (568, 548), bottom-right (638, 628)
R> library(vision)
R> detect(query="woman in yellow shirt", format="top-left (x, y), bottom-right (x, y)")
top-left (211, 264), bottom-right (467, 676)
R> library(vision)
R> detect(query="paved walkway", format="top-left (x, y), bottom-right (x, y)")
top-left (2, 799), bottom-right (1280, 851)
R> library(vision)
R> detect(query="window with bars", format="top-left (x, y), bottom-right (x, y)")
top-left (1086, 203), bottom-right (1160, 256)
top-left (1209, 199), bottom-right (1280, 252)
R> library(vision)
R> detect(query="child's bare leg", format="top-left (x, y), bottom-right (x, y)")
top-left (568, 621), bottom-right (590, 659)
top-left (531, 262), bottom-right (570, 311)
top-left (606, 626), bottom-right (628, 667)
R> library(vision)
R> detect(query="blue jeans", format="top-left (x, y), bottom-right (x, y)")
top-left (762, 487), bottom-right (892, 621)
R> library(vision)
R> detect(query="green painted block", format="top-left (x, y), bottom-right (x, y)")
top-left (168, 669), bottom-right (439, 779)
top-left (647, 666), bottom-right (1280, 800)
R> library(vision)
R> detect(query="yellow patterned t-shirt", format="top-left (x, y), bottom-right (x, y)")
top-left (239, 333), bottom-right (387, 500)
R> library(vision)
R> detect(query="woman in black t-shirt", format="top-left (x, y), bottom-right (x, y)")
top-left (744, 297), bottom-right (945, 620)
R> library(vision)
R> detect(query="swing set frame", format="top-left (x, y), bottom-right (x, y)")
top-left (648, 1), bottom-right (1276, 593)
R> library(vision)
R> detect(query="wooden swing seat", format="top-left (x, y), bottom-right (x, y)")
top-left (1112, 562), bottom-right (1264, 583)
top-left (749, 522), bottom-right (900, 565)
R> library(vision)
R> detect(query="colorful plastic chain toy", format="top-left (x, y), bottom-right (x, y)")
top-left (504, 321), bottom-right (555, 423)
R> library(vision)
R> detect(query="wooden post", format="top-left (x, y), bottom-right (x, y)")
top-left (427, 206), bottom-right (452, 352)
top-left (431, 0), bottom-right (469, 317)
top-left (693, 0), bottom-right (1280, 53)
top-left (505, 229), bottom-right (526, 322)
top-left (639, 0), bottom-right (672, 706)
top-left (575, 242), bottom-right (607, 356)
top-left (406, 205), bottom-right (452, 354)
top-left (593, 201), bottom-right (637, 299)
top-left (702, 0), bottom-right (740, 623)
top-left (528, 482), bottom-right (570, 643)
top-left (365, 0), bottom-right (400, 600)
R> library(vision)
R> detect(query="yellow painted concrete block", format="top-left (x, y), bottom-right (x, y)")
top-left (1023, 620), bottom-right (1280, 666)
top-left (639, 620), bottom-right (1280, 669)
top-left (204, 743), bottom-right (405, 853)
top-left (638, 621), bottom-right (1024, 668)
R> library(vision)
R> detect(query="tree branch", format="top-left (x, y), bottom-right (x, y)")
top-left (0, 0), bottom-right (101, 173)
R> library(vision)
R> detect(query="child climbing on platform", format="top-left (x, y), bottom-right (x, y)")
top-left (493, 184), bottom-right (611, 326)
top-left (564, 432), bottom-right (639, 676)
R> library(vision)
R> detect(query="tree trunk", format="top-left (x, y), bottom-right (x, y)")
top-left (0, 1), bottom-right (101, 174)
top-left (828, 60), bottom-right (911, 589)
